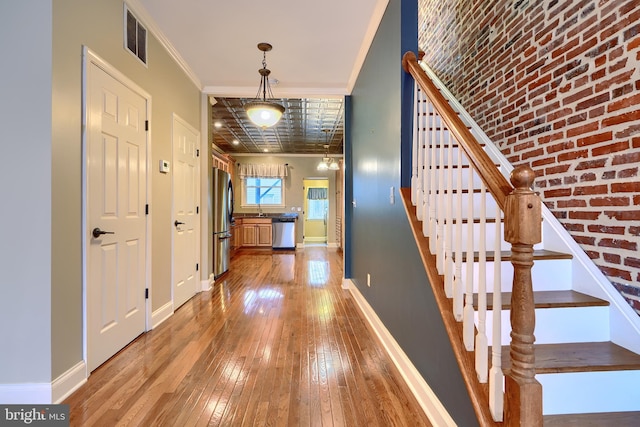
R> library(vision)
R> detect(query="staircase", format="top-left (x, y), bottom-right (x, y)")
top-left (402, 52), bottom-right (640, 426)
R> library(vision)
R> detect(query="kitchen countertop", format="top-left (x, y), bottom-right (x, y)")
top-left (232, 212), bottom-right (299, 221)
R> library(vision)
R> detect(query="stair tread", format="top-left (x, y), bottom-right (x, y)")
top-left (544, 411), bottom-right (640, 426)
top-left (501, 342), bottom-right (640, 374)
top-left (454, 249), bottom-right (573, 262)
top-left (475, 290), bottom-right (609, 310)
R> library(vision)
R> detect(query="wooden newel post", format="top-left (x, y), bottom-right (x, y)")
top-left (503, 165), bottom-right (543, 426)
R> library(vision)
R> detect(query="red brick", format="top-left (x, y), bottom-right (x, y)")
top-left (611, 181), bottom-right (640, 193)
top-left (574, 184), bottom-right (608, 196)
top-left (558, 199), bottom-right (587, 208)
top-left (592, 141), bottom-right (630, 156)
top-left (588, 225), bottom-right (626, 235)
top-left (602, 110), bottom-right (640, 127)
top-left (544, 188), bottom-right (572, 198)
top-left (574, 234), bottom-right (596, 245)
top-left (611, 152), bottom-right (640, 165)
top-left (603, 253), bottom-right (622, 264)
top-left (617, 169), bottom-right (638, 180)
top-left (569, 211), bottom-right (602, 220)
top-left (608, 92), bottom-right (640, 113)
top-left (563, 87), bottom-right (593, 106)
top-left (625, 257), bottom-right (640, 269)
top-left (545, 164), bottom-right (571, 174)
top-left (604, 210), bottom-right (640, 220)
top-left (599, 266), bottom-right (632, 281)
top-left (599, 238), bottom-right (638, 251)
top-left (558, 149), bottom-right (589, 161)
top-left (567, 122), bottom-right (599, 137)
top-left (576, 93), bottom-right (611, 111)
top-left (576, 131), bottom-right (612, 147)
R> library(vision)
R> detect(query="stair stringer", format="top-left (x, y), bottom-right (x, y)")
top-left (420, 62), bottom-right (640, 355)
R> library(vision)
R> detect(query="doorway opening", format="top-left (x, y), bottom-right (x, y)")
top-left (303, 178), bottom-right (329, 245)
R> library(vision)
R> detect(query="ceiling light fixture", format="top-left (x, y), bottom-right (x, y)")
top-left (243, 43), bottom-right (285, 129)
top-left (317, 130), bottom-right (340, 171)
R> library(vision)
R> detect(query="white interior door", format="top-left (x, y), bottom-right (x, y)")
top-left (172, 115), bottom-right (199, 309)
top-left (86, 58), bottom-right (148, 372)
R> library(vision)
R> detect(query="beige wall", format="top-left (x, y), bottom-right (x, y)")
top-left (233, 156), bottom-right (339, 245)
top-left (51, 0), bottom-right (201, 379)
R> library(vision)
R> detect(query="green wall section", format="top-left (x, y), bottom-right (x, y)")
top-left (347, 0), bottom-right (478, 424)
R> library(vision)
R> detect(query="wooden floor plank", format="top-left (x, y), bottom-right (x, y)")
top-left (64, 247), bottom-right (432, 426)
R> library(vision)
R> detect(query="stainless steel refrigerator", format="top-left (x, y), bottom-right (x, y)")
top-left (213, 168), bottom-right (233, 278)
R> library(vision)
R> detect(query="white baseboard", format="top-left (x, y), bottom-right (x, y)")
top-left (53, 361), bottom-right (87, 403)
top-left (0, 383), bottom-right (51, 404)
top-left (201, 274), bottom-right (213, 292)
top-left (296, 243), bottom-right (305, 249)
top-left (345, 279), bottom-right (456, 427)
top-left (152, 300), bottom-right (174, 329)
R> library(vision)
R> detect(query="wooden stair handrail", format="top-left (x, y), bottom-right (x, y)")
top-left (402, 51), bottom-right (512, 210)
top-left (403, 51), bottom-right (543, 426)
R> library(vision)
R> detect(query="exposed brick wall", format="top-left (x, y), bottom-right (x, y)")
top-left (418, 0), bottom-right (640, 315)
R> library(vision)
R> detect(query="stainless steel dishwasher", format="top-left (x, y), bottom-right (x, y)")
top-left (272, 216), bottom-right (296, 249)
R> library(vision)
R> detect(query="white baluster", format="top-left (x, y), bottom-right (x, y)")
top-left (436, 124), bottom-right (446, 274)
top-left (428, 109), bottom-right (438, 254)
top-left (411, 83), bottom-right (419, 205)
top-left (463, 166), bottom-right (475, 351)
top-left (444, 133), bottom-right (454, 298)
top-left (453, 146), bottom-right (464, 321)
top-left (475, 182), bottom-right (488, 383)
top-left (415, 88), bottom-right (424, 220)
top-left (422, 100), bottom-right (431, 238)
top-left (489, 210), bottom-right (504, 421)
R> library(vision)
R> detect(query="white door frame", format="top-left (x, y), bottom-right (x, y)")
top-left (81, 47), bottom-right (153, 370)
top-left (171, 113), bottom-right (201, 307)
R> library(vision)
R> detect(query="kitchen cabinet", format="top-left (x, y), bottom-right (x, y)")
top-left (240, 218), bottom-right (272, 247)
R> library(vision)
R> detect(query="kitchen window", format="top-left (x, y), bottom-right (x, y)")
top-left (238, 163), bottom-right (288, 208)
top-left (241, 177), bottom-right (285, 207)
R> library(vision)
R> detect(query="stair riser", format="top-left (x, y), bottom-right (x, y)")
top-left (460, 258), bottom-right (573, 293)
top-left (538, 370), bottom-right (640, 415)
top-left (478, 306), bottom-right (610, 345)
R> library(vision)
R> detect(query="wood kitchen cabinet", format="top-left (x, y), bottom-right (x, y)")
top-left (240, 218), bottom-right (272, 247)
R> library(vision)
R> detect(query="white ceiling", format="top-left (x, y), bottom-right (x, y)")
top-left (131, 0), bottom-right (389, 97)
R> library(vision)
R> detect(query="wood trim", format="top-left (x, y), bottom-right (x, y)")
top-left (402, 51), bottom-right (512, 210)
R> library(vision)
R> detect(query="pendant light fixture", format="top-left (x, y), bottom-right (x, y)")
top-left (243, 43), bottom-right (285, 128)
top-left (317, 130), bottom-right (340, 171)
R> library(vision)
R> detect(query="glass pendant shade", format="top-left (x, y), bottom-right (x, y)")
top-left (317, 158), bottom-right (330, 171)
top-left (244, 101), bottom-right (285, 128)
top-left (244, 43), bottom-right (285, 128)
top-left (328, 160), bottom-right (340, 170)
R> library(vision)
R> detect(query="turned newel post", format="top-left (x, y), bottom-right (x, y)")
top-left (503, 165), bottom-right (543, 426)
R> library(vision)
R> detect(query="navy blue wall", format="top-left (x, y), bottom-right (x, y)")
top-left (345, 0), bottom-right (478, 424)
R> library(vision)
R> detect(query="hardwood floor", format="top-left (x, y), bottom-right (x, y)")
top-left (65, 247), bottom-right (432, 426)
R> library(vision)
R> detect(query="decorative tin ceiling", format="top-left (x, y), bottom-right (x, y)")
top-left (211, 97), bottom-right (344, 155)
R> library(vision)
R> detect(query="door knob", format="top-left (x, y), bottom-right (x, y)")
top-left (174, 220), bottom-right (185, 227)
top-left (92, 227), bottom-right (115, 238)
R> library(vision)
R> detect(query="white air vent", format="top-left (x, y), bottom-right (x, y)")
top-left (124, 5), bottom-right (147, 66)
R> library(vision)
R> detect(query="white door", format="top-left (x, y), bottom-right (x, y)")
top-left (172, 115), bottom-right (199, 309)
top-left (86, 57), bottom-right (148, 372)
